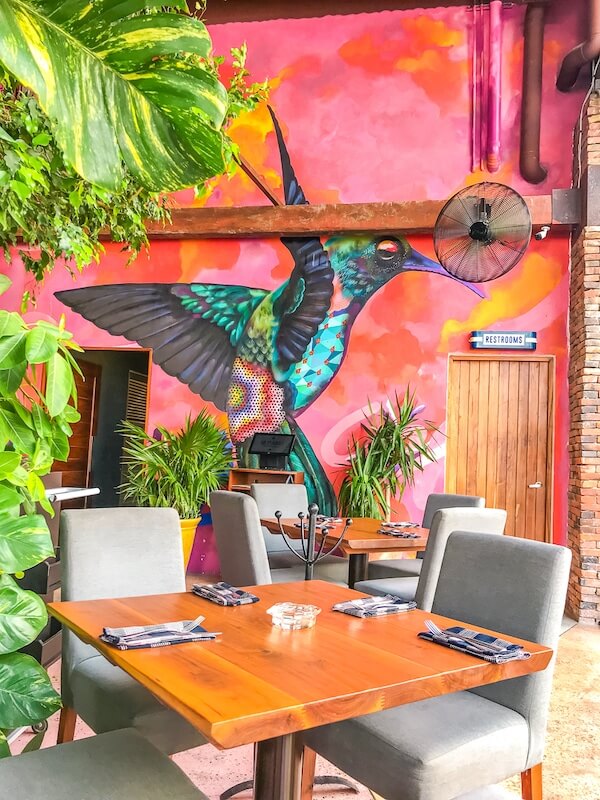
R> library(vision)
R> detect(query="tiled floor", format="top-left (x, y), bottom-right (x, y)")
top-left (15, 621), bottom-right (600, 800)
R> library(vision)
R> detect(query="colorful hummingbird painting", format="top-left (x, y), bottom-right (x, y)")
top-left (56, 108), bottom-right (482, 514)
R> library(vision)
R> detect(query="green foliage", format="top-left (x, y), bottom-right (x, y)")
top-left (120, 411), bottom-right (232, 520)
top-left (0, 5), bottom-right (268, 286)
top-left (0, 71), bottom-right (170, 284)
top-left (0, 0), bottom-right (229, 192)
top-left (338, 389), bottom-right (439, 520)
top-left (0, 278), bottom-right (80, 753)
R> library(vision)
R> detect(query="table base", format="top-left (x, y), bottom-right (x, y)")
top-left (348, 553), bottom-right (369, 588)
top-left (254, 733), bottom-right (304, 800)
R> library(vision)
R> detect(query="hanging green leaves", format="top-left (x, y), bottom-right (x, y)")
top-left (0, 0), bottom-right (229, 191)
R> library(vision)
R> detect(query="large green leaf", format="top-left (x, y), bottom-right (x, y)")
top-left (0, 275), bottom-right (11, 297)
top-left (25, 327), bottom-right (59, 364)
top-left (0, 402), bottom-right (36, 454)
top-left (45, 352), bottom-right (72, 417)
top-left (0, 363), bottom-right (26, 394)
top-left (0, 333), bottom-right (26, 369)
top-left (0, 652), bottom-right (61, 727)
top-left (0, 311), bottom-right (25, 337)
top-left (0, 575), bottom-right (47, 655)
top-left (0, 1), bottom-right (229, 191)
top-left (0, 452), bottom-right (20, 479)
top-left (0, 484), bottom-right (23, 513)
top-left (0, 513), bottom-right (54, 573)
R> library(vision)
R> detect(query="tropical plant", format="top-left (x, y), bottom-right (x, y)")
top-left (338, 389), bottom-right (439, 520)
top-left (0, 0), bottom-right (229, 192)
top-left (0, 275), bottom-right (81, 755)
top-left (0, 7), bottom-right (268, 285)
top-left (119, 411), bottom-right (232, 520)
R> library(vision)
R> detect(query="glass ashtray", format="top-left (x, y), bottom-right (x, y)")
top-left (267, 602), bottom-right (321, 630)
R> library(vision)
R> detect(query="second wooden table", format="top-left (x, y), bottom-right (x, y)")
top-left (261, 516), bottom-right (428, 586)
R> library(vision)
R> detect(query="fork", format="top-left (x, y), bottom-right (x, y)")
top-left (424, 619), bottom-right (507, 653)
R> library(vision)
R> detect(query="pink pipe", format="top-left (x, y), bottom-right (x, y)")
top-left (487, 0), bottom-right (502, 172)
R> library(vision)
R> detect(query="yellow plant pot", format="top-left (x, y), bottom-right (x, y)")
top-left (180, 517), bottom-right (200, 570)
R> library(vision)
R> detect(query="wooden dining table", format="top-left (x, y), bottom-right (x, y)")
top-left (49, 581), bottom-right (552, 800)
top-left (261, 516), bottom-right (428, 586)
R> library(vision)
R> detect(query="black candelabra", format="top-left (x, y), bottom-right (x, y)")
top-left (275, 503), bottom-right (352, 580)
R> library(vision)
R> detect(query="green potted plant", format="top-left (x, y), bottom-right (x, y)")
top-left (0, 276), bottom-right (81, 755)
top-left (338, 388), bottom-right (439, 520)
top-left (119, 412), bottom-right (232, 567)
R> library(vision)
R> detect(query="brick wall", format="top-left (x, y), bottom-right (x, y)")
top-left (567, 93), bottom-right (600, 624)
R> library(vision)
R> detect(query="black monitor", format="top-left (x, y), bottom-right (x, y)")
top-left (248, 432), bottom-right (296, 470)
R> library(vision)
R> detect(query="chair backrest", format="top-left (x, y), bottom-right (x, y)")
top-left (432, 532), bottom-right (571, 769)
top-left (421, 493), bottom-right (485, 529)
top-left (250, 483), bottom-right (309, 554)
top-left (415, 507), bottom-right (506, 611)
top-left (60, 507), bottom-right (186, 696)
top-left (210, 491), bottom-right (272, 586)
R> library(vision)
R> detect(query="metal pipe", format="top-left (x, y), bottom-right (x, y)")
top-left (486, 0), bottom-right (503, 172)
top-left (557, 0), bottom-right (600, 91)
top-left (520, 3), bottom-right (548, 183)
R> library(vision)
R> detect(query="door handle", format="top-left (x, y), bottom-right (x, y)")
top-left (528, 481), bottom-right (543, 489)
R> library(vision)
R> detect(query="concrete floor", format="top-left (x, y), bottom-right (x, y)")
top-left (16, 621), bottom-right (600, 800)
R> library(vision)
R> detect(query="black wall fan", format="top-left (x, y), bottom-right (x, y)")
top-left (433, 182), bottom-right (532, 282)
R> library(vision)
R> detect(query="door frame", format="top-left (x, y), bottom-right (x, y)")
top-left (445, 353), bottom-right (556, 543)
top-left (78, 346), bottom-right (153, 432)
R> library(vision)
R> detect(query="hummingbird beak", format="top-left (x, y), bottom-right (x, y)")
top-left (405, 249), bottom-right (485, 298)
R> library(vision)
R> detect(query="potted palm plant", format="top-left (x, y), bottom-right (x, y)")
top-left (338, 388), bottom-right (439, 520)
top-left (119, 412), bottom-right (232, 567)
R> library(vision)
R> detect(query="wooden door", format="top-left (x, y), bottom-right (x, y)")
top-left (52, 359), bottom-right (101, 505)
top-left (446, 354), bottom-right (554, 542)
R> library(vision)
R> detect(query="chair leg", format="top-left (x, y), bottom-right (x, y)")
top-left (301, 747), bottom-right (317, 800)
top-left (57, 706), bottom-right (77, 744)
top-left (521, 763), bottom-right (543, 800)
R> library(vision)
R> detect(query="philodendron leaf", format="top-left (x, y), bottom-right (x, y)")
top-left (0, 1), bottom-right (228, 191)
top-left (0, 513), bottom-right (54, 573)
top-left (0, 652), bottom-right (61, 727)
top-left (0, 574), bottom-right (47, 655)
top-left (45, 352), bottom-right (72, 417)
top-left (25, 327), bottom-right (59, 364)
top-left (0, 275), bottom-right (11, 296)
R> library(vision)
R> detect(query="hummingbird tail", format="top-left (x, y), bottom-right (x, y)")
top-left (284, 418), bottom-right (338, 516)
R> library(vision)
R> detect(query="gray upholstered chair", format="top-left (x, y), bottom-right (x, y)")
top-left (367, 492), bottom-right (486, 581)
top-left (303, 532), bottom-right (571, 800)
top-left (250, 483), bottom-right (342, 569)
top-left (58, 508), bottom-right (205, 754)
top-left (355, 507), bottom-right (506, 607)
top-left (210, 490), bottom-right (349, 585)
top-left (2, 729), bottom-right (208, 800)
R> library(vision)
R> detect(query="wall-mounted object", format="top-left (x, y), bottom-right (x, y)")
top-left (469, 330), bottom-right (537, 350)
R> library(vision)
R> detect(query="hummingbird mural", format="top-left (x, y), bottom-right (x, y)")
top-left (56, 108), bottom-right (482, 514)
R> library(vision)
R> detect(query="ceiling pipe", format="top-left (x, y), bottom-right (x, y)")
top-left (486, 0), bottom-right (503, 172)
top-left (520, 3), bottom-right (548, 183)
top-left (557, 0), bottom-right (600, 91)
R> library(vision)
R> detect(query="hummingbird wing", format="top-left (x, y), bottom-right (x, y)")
top-left (268, 107), bottom-right (334, 372)
top-left (55, 283), bottom-right (267, 411)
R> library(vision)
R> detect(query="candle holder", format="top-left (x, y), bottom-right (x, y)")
top-left (275, 503), bottom-right (352, 581)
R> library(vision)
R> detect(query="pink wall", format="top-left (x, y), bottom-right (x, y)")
top-left (2, 3), bottom-right (587, 543)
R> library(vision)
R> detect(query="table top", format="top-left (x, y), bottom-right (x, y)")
top-left (49, 582), bottom-right (552, 750)
top-left (261, 517), bottom-right (428, 554)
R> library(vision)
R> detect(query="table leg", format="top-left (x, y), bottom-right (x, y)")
top-left (348, 554), bottom-right (369, 588)
top-left (254, 732), bottom-right (304, 800)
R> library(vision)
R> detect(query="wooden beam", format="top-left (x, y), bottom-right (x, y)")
top-left (144, 194), bottom-right (571, 239)
top-left (197, 0), bottom-right (542, 25)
